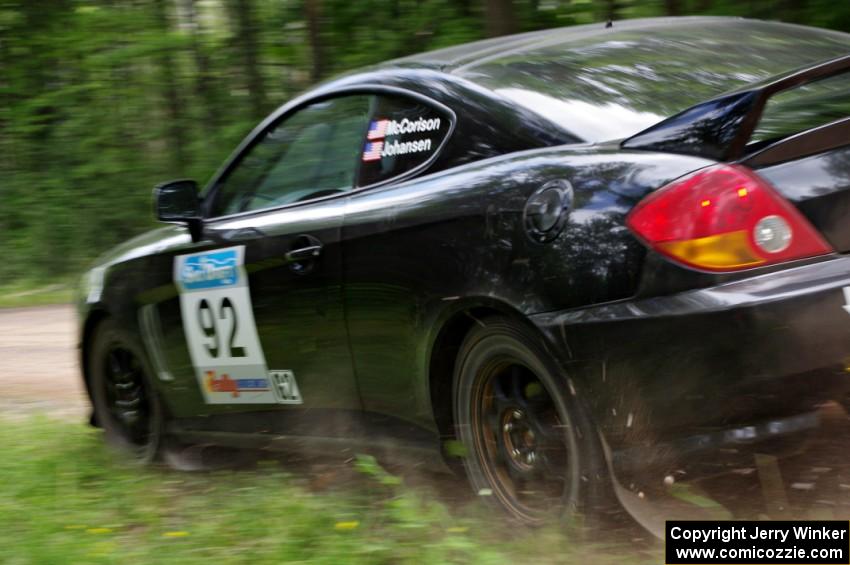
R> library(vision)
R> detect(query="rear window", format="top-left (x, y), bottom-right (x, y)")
top-left (459, 20), bottom-right (850, 142)
top-left (357, 95), bottom-right (452, 186)
top-left (751, 71), bottom-right (850, 143)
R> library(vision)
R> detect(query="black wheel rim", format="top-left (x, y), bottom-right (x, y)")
top-left (102, 345), bottom-right (152, 448)
top-left (471, 360), bottom-right (571, 524)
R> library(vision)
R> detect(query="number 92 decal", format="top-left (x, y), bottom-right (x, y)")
top-left (174, 246), bottom-right (299, 404)
top-left (196, 297), bottom-right (246, 359)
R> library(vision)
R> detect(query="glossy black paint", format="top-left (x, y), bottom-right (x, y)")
top-left (532, 255), bottom-right (850, 479)
top-left (758, 144), bottom-right (850, 254)
top-left (78, 17), bottom-right (850, 491)
top-left (622, 91), bottom-right (759, 161)
top-left (342, 147), bottom-right (711, 429)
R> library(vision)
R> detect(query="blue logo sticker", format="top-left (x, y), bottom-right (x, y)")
top-left (179, 249), bottom-right (239, 290)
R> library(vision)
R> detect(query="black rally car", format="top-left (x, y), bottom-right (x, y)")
top-left (79, 17), bottom-right (850, 524)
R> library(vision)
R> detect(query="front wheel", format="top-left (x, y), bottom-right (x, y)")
top-left (89, 318), bottom-right (163, 463)
top-left (453, 316), bottom-right (607, 526)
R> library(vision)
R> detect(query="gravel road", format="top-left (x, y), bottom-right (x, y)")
top-left (0, 305), bottom-right (88, 421)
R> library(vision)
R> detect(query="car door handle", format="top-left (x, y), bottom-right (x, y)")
top-left (285, 235), bottom-right (324, 275)
top-left (285, 244), bottom-right (323, 263)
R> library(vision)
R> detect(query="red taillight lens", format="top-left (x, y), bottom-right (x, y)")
top-left (626, 164), bottom-right (832, 272)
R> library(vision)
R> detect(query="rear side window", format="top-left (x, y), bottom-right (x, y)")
top-left (358, 95), bottom-right (452, 186)
top-left (752, 71), bottom-right (850, 143)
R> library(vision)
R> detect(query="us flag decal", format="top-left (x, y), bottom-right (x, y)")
top-left (367, 119), bottom-right (389, 140)
top-left (362, 141), bottom-right (383, 162)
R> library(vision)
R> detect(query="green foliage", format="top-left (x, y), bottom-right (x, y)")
top-left (2, 0), bottom-right (850, 287)
top-left (0, 417), bottom-right (643, 563)
top-left (0, 281), bottom-right (73, 307)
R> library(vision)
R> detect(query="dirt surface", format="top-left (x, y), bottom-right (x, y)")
top-left (0, 305), bottom-right (88, 421)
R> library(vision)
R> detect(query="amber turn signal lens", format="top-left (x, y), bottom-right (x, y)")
top-left (658, 230), bottom-right (764, 270)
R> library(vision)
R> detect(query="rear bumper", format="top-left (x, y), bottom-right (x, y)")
top-left (531, 255), bottom-right (850, 477)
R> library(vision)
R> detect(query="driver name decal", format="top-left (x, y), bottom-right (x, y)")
top-left (381, 138), bottom-right (432, 157)
top-left (362, 138), bottom-right (433, 162)
top-left (362, 116), bottom-right (440, 162)
top-left (367, 117), bottom-right (441, 139)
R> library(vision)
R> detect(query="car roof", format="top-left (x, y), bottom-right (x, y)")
top-left (384, 17), bottom-right (850, 142)
top-left (389, 17), bottom-right (721, 70)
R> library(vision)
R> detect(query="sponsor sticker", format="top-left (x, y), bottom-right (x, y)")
top-left (204, 370), bottom-right (270, 398)
top-left (177, 248), bottom-right (239, 291)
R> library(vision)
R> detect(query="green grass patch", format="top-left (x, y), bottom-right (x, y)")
top-left (0, 282), bottom-right (74, 309)
top-left (0, 418), bottom-right (651, 564)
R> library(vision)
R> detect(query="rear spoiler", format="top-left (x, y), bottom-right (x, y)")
top-left (621, 54), bottom-right (850, 161)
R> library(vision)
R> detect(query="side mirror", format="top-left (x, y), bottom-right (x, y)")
top-left (154, 179), bottom-right (203, 242)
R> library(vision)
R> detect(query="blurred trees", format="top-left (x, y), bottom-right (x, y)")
top-left (485, 0), bottom-right (518, 36)
top-left (2, 0), bottom-right (850, 285)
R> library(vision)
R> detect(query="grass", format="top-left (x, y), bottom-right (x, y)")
top-left (0, 281), bottom-right (74, 308)
top-left (0, 418), bottom-right (654, 564)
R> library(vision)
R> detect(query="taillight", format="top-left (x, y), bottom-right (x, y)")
top-left (626, 164), bottom-right (832, 272)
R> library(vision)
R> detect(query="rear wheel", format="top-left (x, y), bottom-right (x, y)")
top-left (453, 317), bottom-right (606, 526)
top-left (89, 319), bottom-right (163, 463)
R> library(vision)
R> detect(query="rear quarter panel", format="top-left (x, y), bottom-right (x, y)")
top-left (341, 146), bottom-right (713, 431)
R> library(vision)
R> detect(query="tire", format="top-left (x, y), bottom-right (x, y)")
top-left (453, 316), bottom-right (609, 526)
top-left (89, 318), bottom-right (163, 464)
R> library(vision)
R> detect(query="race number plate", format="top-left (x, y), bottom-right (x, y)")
top-left (174, 246), bottom-right (278, 404)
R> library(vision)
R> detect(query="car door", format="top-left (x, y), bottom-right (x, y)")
top-left (153, 94), bottom-right (373, 432)
top-left (341, 93), bottom-right (457, 430)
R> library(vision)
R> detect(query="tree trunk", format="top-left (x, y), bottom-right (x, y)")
top-left (152, 0), bottom-right (186, 170)
top-left (484, 0), bottom-right (517, 38)
top-left (664, 0), bottom-right (682, 16)
top-left (180, 0), bottom-right (218, 133)
top-left (232, 0), bottom-right (267, 120)
top-left (602, 0), bottom-right (620, 22)
top-left (782, 0), bottom-right (807, 22)
top-left (305, 0), bottom-right (325, 83)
